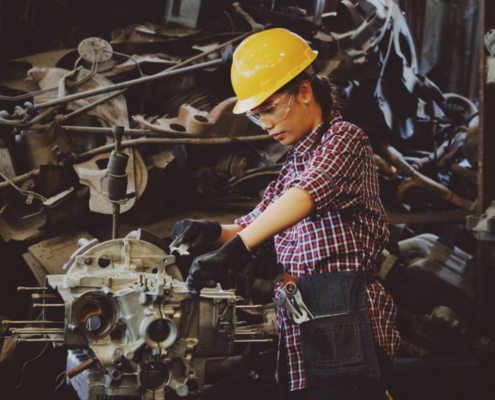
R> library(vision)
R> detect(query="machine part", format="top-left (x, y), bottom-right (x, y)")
top-left (73, 147), bottom-right (146, 215)
top-left (485, 28), bottom-right (495, 56)
top-left (22, 232), bottom-right (94, 285)
top-left (133, 97), bottom-right (262, 137)
top-left (13, 235), bottom-right (277, 400)
top-left (381, 233), bottom-right (475, 319)
top-left (382, 145), bottom-right (473, 210)
top-left (466, 201), bottom-right (495, 241)
top-left (78, 38), bottom-right (113, 64)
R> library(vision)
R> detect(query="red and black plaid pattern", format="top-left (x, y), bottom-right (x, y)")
top-left (235, 111), bottom-right (400, 391)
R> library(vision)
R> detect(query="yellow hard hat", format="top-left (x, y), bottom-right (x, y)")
top-left (231, 28), bottom-right (318, 114)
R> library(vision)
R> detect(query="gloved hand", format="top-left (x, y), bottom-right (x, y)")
top-left (187, 234), bottom-right (251, 295)
top-left (169, 219), bottom-right (222, 256)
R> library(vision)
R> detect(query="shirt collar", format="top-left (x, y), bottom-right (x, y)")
top-left (290, 110), bottom-right (343, 156)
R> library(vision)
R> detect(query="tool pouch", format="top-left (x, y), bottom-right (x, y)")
top-left (297, 271), bottom-right (379, 387)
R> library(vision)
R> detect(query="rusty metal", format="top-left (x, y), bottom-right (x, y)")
top-left (132, 97), bottom-right (259, 137)
top-left (66, 357), bottom-right (99, 379)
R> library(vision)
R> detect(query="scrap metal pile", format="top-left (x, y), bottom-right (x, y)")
top-left (0, 1), bottom-right (490, 399)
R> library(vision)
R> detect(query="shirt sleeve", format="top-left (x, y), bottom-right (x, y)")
top-left (289, 122), bottom-right (366, 215)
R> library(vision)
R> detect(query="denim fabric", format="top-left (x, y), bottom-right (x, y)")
top-left (297, 272), bottom-right (379, 387)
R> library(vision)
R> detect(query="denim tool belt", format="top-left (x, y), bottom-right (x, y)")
top-left (294, 271), bottom-right (380, 387)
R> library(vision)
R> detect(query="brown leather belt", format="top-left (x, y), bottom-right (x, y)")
top-left (283, 270), bottom-right (376, 285)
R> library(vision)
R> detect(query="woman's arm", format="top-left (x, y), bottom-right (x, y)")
top-left (215, 224), bottom-right (245, 246)
top-left (237, 187), bottom-right (315, 249)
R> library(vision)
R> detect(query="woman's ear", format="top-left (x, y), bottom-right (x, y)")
top-left (298, 80), bottom-right (313, 103)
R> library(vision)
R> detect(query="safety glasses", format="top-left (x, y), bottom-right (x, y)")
top-left (246, 91), bottom-right (295, 127)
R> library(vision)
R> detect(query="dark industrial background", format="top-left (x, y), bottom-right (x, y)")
top-left (0, 1), bottom-right (494, 399)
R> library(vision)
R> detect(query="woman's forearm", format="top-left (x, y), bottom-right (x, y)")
top-left (238, 187), bottom-right (315, 249)
top-left (215, 224), bottom-right (245, 246)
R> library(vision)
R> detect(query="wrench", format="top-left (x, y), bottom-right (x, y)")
top-left (274, 288), bottom-right (306, 323)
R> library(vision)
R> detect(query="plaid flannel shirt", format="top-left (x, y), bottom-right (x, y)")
top-left (235, 111), bottom-right (400, 391)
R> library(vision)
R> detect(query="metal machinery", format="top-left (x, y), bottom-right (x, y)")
top-left (12, 234), bottom-right (276, 400)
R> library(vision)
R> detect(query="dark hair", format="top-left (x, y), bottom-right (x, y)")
top-left (277, 71), bottom-right (342, 122)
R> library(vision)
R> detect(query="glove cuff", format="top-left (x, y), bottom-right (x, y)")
top-left (221, 234), bottom-right (251, 258)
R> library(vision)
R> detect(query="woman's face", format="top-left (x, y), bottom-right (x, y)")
top-left (247, 82), bottom-right (323, 146)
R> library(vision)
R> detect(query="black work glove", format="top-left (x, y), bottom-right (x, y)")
top-left (187, 234), bottom-right (251, 295)
top-left (169, 219), bottom-right (222, 256)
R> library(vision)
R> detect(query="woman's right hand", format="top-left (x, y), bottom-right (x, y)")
top-left (169, 219), bottom-right (222, 256)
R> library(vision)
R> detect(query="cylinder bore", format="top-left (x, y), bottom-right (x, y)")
top-left (74, 294), bottom-right (116, 337)
top-left (148, 319), bottom-right (171, 343)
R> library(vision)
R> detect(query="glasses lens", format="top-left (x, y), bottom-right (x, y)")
top-left (246, 92), bottom-right (293, 127)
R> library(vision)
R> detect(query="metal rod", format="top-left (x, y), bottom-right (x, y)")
top-left (66, 357), bottom-right (98, 379)
top-left (33, 59), bottom-right (223, 110)
top-left (2, 320), bottom-right (63, 325)
top-left (234, 339), bottom-right (274, 343)
top-left (235, 305), bottom-right (264, 309)
top-left (17, 287), bottom-right (50, 291)
top-left (11, 329), bottom-right (64, 334)
top-left (32, 304), bottom-right (65, 308)
top-left (54, 89), bottom-right (127, 123)
top-left (73, 135), bottom-right (271, 161)
top-left (112, 203), bottom-right (119, 239)
top-left (17, 338), bottom-right (64, 342)
top-left (234, 331), bottom-right (262, 335)
top-left (32, 294), bottom-right (59, 300)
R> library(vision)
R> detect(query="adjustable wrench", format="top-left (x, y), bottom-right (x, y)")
top-left (274, 282), bottom-right (314, 324)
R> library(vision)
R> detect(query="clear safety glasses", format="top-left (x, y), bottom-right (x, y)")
top-left (246, 91), bottom-right (295, 127)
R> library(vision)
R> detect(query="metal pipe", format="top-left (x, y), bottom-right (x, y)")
top-left (73, 135), bottom-right (271, 161)
top-left (17, 286), bottom-right (50, 291)
top-left (33, 59), bottom-right (223, 110)
top-left (66, 357), bottom-right (98, 379)
top-left (54, 89), bottom-right (127, 123)
top-left (11, 329), bottom-right (64, 334)
top-left (112, 204), bottom-right (119, 239)
top-left (17, 338), bottom-right (64, 342)
top-left (234, 339), bottom-right (274, 343)
top-left (235, 305), bottom-right (264, 309)
top-left (2, 320), bottom-right (63, 325)
top-left (32, 304), bottom-right (65, 308)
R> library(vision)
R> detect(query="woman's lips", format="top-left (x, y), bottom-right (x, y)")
top-left (271, 132), bottom-right (284, 141)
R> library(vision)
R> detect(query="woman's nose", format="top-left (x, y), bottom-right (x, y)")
top-left (260, 118), bottom-right (274, 131)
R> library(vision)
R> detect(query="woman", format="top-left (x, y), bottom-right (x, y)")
top-left (170, 28), bottom-right (400, 400)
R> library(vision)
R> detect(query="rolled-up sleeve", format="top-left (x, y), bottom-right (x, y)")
top-left (289, 128), bottom-right (365, 215)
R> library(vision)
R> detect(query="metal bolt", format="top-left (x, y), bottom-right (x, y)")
top-left (84, 258), bottom-right (92, 265)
